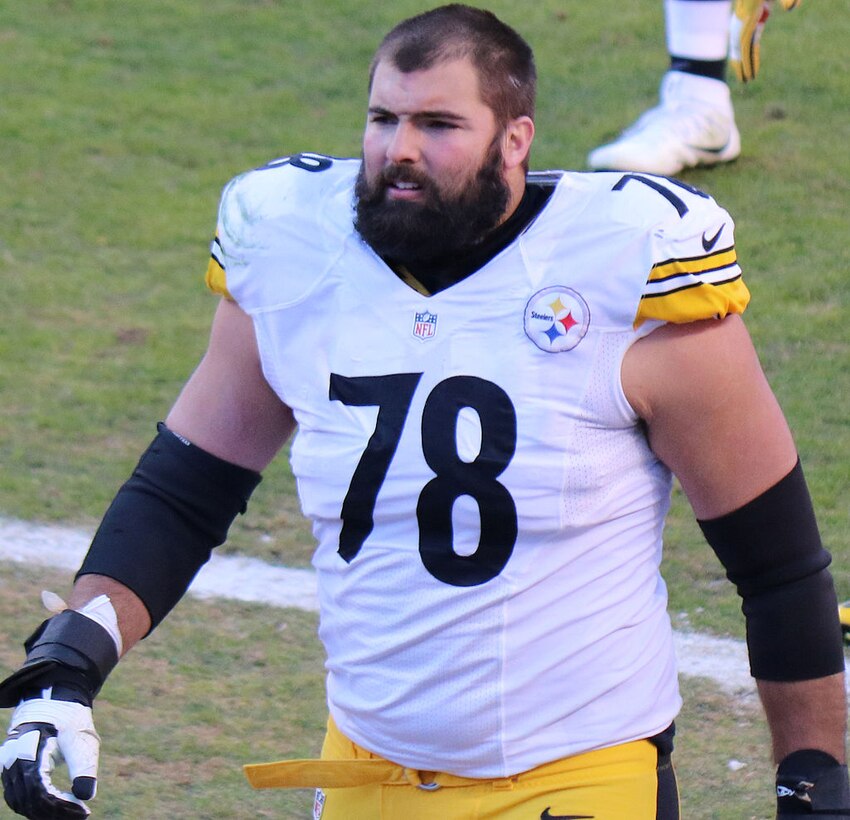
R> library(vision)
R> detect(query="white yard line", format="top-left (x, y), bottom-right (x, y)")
top-left (0, 516), bottom-right (320, 612)
top-left (0, 515), bottom-right (760, 696)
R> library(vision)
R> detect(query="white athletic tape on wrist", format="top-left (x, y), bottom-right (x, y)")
top-left (76, 595), bottom-right (123, 658)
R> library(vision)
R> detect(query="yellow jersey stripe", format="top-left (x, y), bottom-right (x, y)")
top-left (648, 246), bottom-right (738, 287)
top-left (637, 245), bottom-right (749, 326)
top-left (636, 276), bottom-right (750, 326)
top-left (205, 234), bottom-right (233, 300)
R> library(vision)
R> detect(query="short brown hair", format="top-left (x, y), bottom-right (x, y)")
top-left (369, 4), bottom-right (536, 127)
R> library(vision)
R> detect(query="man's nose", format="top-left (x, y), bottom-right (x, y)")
top-left (386, 121), bottom-right (421, 164)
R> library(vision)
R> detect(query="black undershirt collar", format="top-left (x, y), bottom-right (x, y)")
top-left (385, 181), bottom-right (555, 296)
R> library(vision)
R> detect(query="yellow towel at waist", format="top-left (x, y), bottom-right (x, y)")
top-left (244, 718), bottom-right (657, 792)
top-left (245, 757), bottom-right (410, 790)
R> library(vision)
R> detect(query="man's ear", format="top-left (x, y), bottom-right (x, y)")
top-left (502, 116), bottom-right (535, 171)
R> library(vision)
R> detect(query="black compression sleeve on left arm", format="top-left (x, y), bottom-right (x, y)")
top-left (698, 459), bottom-right (845, 682)
top-left (77, 423), bottom-right (262, 632)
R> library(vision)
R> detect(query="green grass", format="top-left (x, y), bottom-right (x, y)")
top-left (0, 564), bottom-right (325, 819)
top-left (1, 1), bottom-right (848, 817)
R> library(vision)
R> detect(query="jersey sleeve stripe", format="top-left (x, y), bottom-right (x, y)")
top-left (210, 235), bottom-right (225, 268)
top-left (649, 246), bottom-right (737, 281)
top-left (641, 271), bottom-right (741, 299)
top-left (636, 243), bottom-right (749, 326)
top-left (205, 234), bottom-right (233, 299)
top-left (644, 262), bottom-right (742, 297)
top-left (635, 276), bottom-right (750, 326)
top-left (644, 246), bottom-right (741, 298)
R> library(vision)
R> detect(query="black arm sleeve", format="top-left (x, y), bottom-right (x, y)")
top-left (698, 458), bottom-right (845, 681)
top-left (77, 423), bottom-right (262, 632)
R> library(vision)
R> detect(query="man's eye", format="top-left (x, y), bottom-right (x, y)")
top-left (428, 120), bottom-right (457, 130)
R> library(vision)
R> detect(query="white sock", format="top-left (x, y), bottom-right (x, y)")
top-left (664, 0), bottom-right (732, 60)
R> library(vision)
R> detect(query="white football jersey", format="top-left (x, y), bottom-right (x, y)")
top-left (207, 154), bottom-right (749, 777)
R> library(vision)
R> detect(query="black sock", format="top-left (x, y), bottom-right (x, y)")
top-left (670, 55), bottom-right (727, 82)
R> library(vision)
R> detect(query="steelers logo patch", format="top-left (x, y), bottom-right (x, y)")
top-left (523, 286), bottom-right (590, 353)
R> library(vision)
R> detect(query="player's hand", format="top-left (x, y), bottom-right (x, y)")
top-left (1, 694), bottom-right (100, 819)
top-left (729, 0), bottom-right (803, 83)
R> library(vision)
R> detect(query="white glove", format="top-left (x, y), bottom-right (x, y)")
top-left (1, 692), bottom-right (100, 819)
top-left (729, 0), bottom-right (803, 82)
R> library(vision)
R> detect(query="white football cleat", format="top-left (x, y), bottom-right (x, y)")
top-left (587, 71), bottom-right (741, 176)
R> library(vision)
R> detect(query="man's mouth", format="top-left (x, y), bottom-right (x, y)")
top-left (386, 178), bottom-right (425, 200)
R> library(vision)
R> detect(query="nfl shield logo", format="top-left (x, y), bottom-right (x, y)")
top-left (412, 310), bottom-right (438, 341)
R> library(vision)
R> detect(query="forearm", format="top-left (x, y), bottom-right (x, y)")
top-left (68, 574), bottom-right (151, 657)
top-left (76, 423), bottom-right (262, 632)
top-left (758, 673), bottom-right (848, 764)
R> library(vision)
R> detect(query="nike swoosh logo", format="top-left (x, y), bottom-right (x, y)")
top-left (686, 136), bottom-right (736, 156)
top-left (701, 223), bottom-right (725, 252)
top-left (540, 809), bottom-right (594, 820)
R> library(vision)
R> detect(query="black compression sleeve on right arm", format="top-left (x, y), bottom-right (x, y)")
top-left (77, 423), bottom-right (262, 631)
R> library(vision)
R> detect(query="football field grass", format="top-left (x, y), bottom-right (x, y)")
top-left (1, 1), bottom-right (848, 817)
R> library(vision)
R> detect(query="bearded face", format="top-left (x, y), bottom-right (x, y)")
top-left (354, 136), bottom-right (510, 266)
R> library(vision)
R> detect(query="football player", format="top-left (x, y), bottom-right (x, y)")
top-left (1, 5), bottom-right (846, 819)
top-left (588, 0), bottom-right (803, 176)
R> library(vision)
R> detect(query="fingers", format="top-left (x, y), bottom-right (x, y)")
top-left (61, 725), bottom-right (99, 801)
top-left (2, 698), bottom-right (99, 819)
top-left (2, 725), bottom-right (90, 819)
top-left (2, 762), bottom-right (90, 819)
top-left (71, 777), bottom-right (96, 802)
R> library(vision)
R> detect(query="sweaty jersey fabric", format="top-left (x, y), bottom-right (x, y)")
top-left (206, 154), bottom-right (749, 778)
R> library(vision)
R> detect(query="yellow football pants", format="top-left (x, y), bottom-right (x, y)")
top-left (245, 718), bottom-right (680, 819)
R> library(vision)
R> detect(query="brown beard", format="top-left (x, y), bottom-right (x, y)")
top-left (353, 138), bottom-right (510, 267)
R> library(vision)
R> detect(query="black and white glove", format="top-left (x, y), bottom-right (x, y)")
top-left (0, 596), bottom-right (120, 819)
top-left (776, 749), bottom-right (850, 818)
top-left (1, 690), bottom-right (100, 819)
